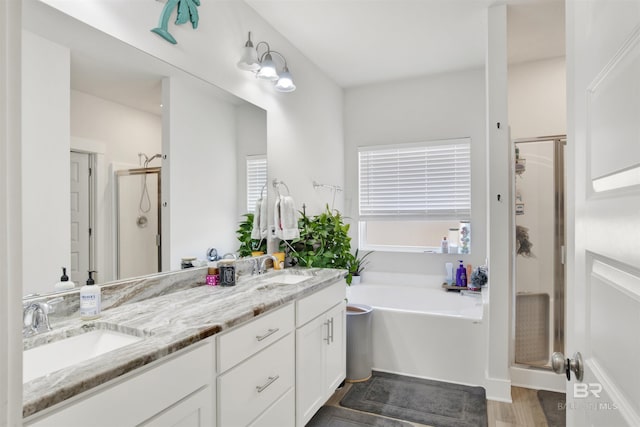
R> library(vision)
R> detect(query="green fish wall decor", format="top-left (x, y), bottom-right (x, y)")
top-left (151, 0), bottom-right (200, 44)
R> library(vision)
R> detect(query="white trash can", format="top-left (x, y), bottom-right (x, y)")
top-left (346, 304), bottom-right (373, 382)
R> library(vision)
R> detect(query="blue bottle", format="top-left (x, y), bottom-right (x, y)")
top-left (456, 260), bottom-right (467, 287)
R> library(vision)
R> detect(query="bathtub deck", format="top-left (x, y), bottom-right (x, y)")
top-left (324, 384), bottom-right (551, 427)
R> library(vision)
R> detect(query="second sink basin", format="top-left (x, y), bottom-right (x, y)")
top-left (262, 274), bottom-right (310, 285)
top-left (24, 328), bottom-right (143, 383)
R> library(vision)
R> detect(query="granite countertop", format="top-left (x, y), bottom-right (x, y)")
top-left (23, 267), bottom-right (346, 419)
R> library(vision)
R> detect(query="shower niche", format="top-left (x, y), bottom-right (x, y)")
top-left (116, 165), bottom-right (162, 279)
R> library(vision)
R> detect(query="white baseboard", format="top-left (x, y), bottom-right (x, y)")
top-left (484, 376), bottom-right (512, 402)
top-left (510, 366), bottom-right (565, 392)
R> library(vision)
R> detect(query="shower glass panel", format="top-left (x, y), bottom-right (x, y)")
top-left (116, 167), bottom-right (161, 279)
top-left (513, 136), bottom-right (565, 368)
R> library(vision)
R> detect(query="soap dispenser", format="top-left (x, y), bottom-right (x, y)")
top-left (80, 271), bottom-right (101, 320)
top-left (455, 260), bottom-right (467, 287)
top-left (54, 267), bottom-right (75, 291)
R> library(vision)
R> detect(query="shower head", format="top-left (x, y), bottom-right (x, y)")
top-left (143, 153), bottom-right (162, 168)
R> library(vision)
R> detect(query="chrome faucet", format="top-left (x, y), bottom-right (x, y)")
top-left (258, 255), bottom-right (279, 274)
top-left (23, 297), bottom-right (63, 338)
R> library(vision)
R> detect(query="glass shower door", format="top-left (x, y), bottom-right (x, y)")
top-left (514, 136), bottom-right (565, 368)
top-left (116, 167), bottom-right (162, 279)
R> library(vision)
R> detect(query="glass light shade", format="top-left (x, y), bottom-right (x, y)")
top-left (256, 53), bottom-right (279, 81)
top-left (237, 46), bottom-right (260, 71)
top-left (274, 68), bottom-right (296, 92)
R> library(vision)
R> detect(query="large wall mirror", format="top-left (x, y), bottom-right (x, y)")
top-left (22, 0), bottom-right (267, 297)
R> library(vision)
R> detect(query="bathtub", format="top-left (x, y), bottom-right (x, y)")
top-left (346, 280), bottom-right (487, 388)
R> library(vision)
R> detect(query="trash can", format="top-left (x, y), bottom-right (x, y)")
top-left (346, 304), bottom-right (373, 382)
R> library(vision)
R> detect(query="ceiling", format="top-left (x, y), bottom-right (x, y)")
top-left (246, 0), bottom-right (566, 88)
top-left (68, 0), bottom-right (565, 114)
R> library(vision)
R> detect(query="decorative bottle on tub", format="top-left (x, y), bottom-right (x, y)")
top-left (455, 260), bottom-right (467, 287)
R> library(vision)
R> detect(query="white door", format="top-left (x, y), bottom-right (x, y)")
top-left (566, 1), bottom-right (640, 425)
top-left (70, 151), bottom-right (91, 284)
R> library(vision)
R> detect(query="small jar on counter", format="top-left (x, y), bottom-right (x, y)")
top-left (206, 267), bottom-right (219, 286)
top-left (218, 259), bottom-right (236, 286)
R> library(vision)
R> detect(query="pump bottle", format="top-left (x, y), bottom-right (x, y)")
top-left (80, 271), bottom-right (101, 320)
top-left (54, 267), bottom-right (75, 291)
top-left (455, 260), bottom-right (467, 287)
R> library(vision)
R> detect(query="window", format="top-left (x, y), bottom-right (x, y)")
top-left (246, 155), bottom-right (267, 213)
top-left (358, 138), bottom-right (471, 252)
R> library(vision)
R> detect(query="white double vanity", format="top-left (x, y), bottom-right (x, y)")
top-left (23, 268), bottom-right (346, 427)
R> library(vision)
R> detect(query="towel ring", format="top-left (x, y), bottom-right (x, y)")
top-left (272, 179), bottom-right (290, 197)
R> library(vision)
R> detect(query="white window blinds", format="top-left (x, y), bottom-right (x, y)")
top-left (359, 138), bottom-right (471, 220)
top-left (246, 156), bottom-right (267, 213)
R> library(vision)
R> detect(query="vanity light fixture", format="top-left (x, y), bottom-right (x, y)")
top-left (237, 32), bottom-right (296, 93)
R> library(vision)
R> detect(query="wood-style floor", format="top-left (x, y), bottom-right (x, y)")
top-left (325, 385), bottom-right (552, 427)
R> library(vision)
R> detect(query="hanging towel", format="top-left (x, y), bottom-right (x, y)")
top-left (251, 198), bottom-right (268, 239)
top-left (274, 195), bottom-right (299, 240)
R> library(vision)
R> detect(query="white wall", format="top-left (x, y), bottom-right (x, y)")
top-left (486, 4), bottom-right (512, 401)
top-left (22, 31), bottom-right (70, 296)
top-left (163, 76), bottom-right (238, 270)
top-left (39, 0), bottom-right (345, 219)
top-left (508, 57), bottom-right (566, 140)
top-left (71, 90), bottom-right (162, 283)
top-left (71, 91), bottom-right (162, 164)
top-left (344, 68), bottom-right (487, 277)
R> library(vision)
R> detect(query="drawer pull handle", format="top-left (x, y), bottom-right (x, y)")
top-left (256, 375), bottom-right (279, 393)
top-left (256, 328), bottom-right (279, 342)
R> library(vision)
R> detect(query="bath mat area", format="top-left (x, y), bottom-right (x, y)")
top-left (306, 406), bottom-right (413, 427)
top-left (340, 371), bottom-right (487, 427)
top-left (537, 390), bottom-right (566, 427)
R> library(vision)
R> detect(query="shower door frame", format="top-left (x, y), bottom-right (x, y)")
top-left (115, 167), bottom-right (162, 279)
top-left (512, 135), bottom-right (566, 370)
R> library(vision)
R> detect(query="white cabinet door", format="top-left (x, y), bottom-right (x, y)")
top-left (295, 314), bottom-right (327, 427)
top-left (139, 386), bottom-right (213, 427)
top-left (295, 300), bottom-right (346, 427)
top-left (324, 302), bottom-right (346, 396)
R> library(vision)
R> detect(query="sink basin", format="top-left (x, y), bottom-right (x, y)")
top-left (24, 329), bottom-right (143, 383)
top-left (262, 274), bottom-right (310, 285)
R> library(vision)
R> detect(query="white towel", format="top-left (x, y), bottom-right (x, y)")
top-left (251, 198), bottom-right (268, 239)
top-left (274, 195), bottom-right (299, 240)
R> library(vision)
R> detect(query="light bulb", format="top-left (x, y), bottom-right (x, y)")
top-left (237, 32), bottom-right (260, 71)
top-left (257, 53), bottom-right (279, 81)
top-left (274, 67), bottom-right (296, 92)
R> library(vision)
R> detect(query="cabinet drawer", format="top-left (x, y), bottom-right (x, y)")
top-left (248, 387), bottom-right (294, 427)
top-left (218, 303), bottom-right (294, 373)
top-left (296, 280), bottom-right (345, 327)
top-left (218, 333), bottom-right (294, 427)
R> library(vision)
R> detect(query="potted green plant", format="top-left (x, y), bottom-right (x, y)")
top-left (346, 248), bottom-right (371, 285)
top-left (236, 213), bottom-right (267, 257)
top-left (289, 205), bottom-right (353, 271)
